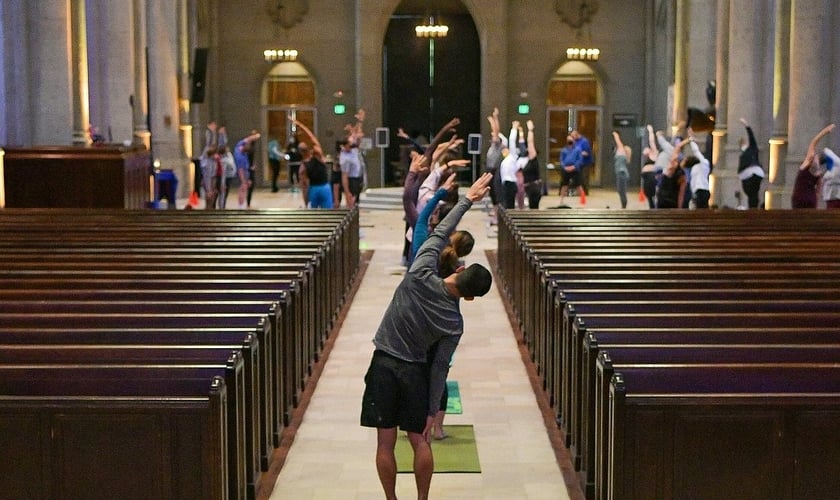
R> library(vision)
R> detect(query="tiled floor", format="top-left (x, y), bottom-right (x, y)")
top-left (197, 184), bottom-right (644, 499)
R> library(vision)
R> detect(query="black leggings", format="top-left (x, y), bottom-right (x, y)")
top-left (741, 175), bottom-right (763, 208)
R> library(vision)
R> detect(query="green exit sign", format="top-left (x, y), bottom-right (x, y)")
top-left (518, 103), bottom-right (530, 115)
top-left (333, 103), bottom-right (346, 115)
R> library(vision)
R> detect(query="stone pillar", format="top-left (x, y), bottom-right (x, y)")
top-left (711, 0), bottom-right (729, 206)
top-left (85, 0), bottom-right (136, 145)
top-left (671, 0), bottom-right (689, 132)
top-left (133, 0), bottom-right (150, 149)
top-left (718, 0), bottom-right (766, 208)
top-left (782, 0), bottom-right (833, 208)
top-left (765, 0), bottom-right (791, 209)
top-left (31, 0), bottom-right (74, 144)
top-left (147, 0), bottom-right (190, 196)
top-left (0, 0), bottom-right (30, 145)
top-left (70, 0), bottom-right (90, 145)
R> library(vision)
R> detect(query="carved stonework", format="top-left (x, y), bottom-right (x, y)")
top-left (265, 0), bottom-right (309, 30)
top-left (555, 0), bottom-right (599, 30)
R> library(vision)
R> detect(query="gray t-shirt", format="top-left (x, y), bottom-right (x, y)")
top-left (372, 196), bottom-right (473, 415)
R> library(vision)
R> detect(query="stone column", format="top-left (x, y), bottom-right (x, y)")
top-left (133, 0), bottom-right (150, 149)
top-left (147, 0), bottom-right (189, 196)
top-left (782, 0), bottom-right (833, 208)
top-left (85, 0), bottom-right (136, 145)
top-left (671, 0), bottom-right (689, 133)
top-left (70, 0), bottom-right (90, 145)
top-left (0, 0), bottom-right (30, 145)
top-left (31, 0), bottom-right (74, 144)
top-left (711, 0), bottom-right (729, 206)
top-left (718, 0), bottom-right (766, 208)
top-left (765, 0), bottom-right (791, 209)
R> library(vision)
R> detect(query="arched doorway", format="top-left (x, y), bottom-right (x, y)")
top-left (546, 61), bottom-right (603, 190)
top-left (260, 62), bottom-right (316, 189)
top-left (382, 0), bottom-right (480, 186)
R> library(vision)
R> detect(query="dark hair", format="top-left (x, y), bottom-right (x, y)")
top-left (454, 263), bottom-right (492, 298)
top-left (682, 156), bottom-right (701, 169)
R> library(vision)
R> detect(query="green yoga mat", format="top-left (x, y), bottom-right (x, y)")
top-left (395, 424), bottom-right (481, 473)
top-left (446, 380), bottom-right (462, 414)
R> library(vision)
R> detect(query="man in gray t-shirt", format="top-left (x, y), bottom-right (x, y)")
top-left (361, 172), bottom-right (494, 500)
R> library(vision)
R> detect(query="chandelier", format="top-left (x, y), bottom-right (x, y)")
top-left (566, 47), bottom-right (600, 61)
top-left (415, 16), bottom-right (448, 38)
top-left (263, 49), bottom-right (299, 63)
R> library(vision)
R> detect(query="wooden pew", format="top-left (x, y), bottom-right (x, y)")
top-left (607, 365), bottom-right (840, 500)
top-left (0, 367), bottom-right (232, 500)
top-left (590, 343), bottom-right (840, 500)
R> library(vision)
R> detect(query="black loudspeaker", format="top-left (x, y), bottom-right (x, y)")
top-left (190, 48), bottom-right (209, 103)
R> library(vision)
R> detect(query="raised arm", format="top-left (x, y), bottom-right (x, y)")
top-left (527, 120), bottom-right (537, 159)
top-left (292, 119), bottom-right (324, 159)
top-left (670, 138), bottom-right (691, 165)
top-left (612, 131), bottom-right (626, 151)
top-left (657, 130), bottom-right (675, 156)
top-left (802, 124), bottom-right (835, 168)
top-left (424, 117), bottom-right (460, 165)
top-left (488, 107), bottom-right (501, 145)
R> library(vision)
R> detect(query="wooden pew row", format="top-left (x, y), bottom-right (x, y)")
top-left (0, 368), bottom-right (231, 500)
top-left (0, 210), bottom-right (356, 496)
top-left (607, 365), bottom-right (840, 500)
top-left (0, 272), bottom-right (318, 426)
top-left (592, 344), bottom-right (840, 500)
top-left (0, 312), bottom-right (266, 499)
top-left (500, 210), bottom-right (836, 496)
top-left (566, 310), bottom-right (840, 474)
top-left (0, 300), bottom-right (275, 470)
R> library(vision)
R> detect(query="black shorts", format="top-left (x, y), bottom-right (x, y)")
top-left (360, 350), bottom-right (429, 433)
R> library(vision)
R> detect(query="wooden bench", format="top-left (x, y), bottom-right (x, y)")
top-left (607, 365), bottom-right (840, 500)
top-left (589, 342), bottom-right (840, 499)
top-left (0, 366), bottom-right (234, 499)
top-left (0, 208), bottom-right (359, 498)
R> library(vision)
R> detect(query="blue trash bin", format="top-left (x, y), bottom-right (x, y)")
top-left (155, 169), bottom-right (179, 209)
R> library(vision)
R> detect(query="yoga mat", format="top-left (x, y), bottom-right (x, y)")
top-left (395, 424), bottom-right (481, 473)
top-left (446, 380), bottom-right (462, 414)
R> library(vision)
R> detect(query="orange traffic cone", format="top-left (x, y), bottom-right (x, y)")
top-left (188, 191), bottom-right (199, 207)
top-left (639, 188), bottom-right (646, 202)
top-left (579, 187), bottom-right (587, 205)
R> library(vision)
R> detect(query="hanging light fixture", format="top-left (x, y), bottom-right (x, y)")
top-left (566, 47), bottom-right (600, 61)
top-left (263, 49), bottom-right (299, 63)
top-left (415, 15), bottom-right (448, 38)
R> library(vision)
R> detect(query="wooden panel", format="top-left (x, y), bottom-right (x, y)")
top-left (53, 413), bottom-right (167, 500)
top-left (266, 81), bottom-right (315, 107)
top-left (549, 79), bottom-right (597, 106)
top-left (672, 411), bottom-right (782, 500)
top-left (2, 146), bottom-right (151, 209)
top-left (793, 411), bottom-right (840, 498)
top-left (0, 413), bottom-right (45, 499)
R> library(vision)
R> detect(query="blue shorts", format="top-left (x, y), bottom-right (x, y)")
top-left (308, 183), bottom-right (333, 209)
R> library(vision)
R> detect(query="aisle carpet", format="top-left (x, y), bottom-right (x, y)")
top-left (395, 424), bottom-right (481, 473)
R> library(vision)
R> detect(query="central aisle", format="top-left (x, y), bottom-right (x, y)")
top-left (263, 200), bottom-right (574, 499)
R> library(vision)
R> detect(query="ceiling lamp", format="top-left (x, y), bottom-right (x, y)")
top-left (415, 16), bottom-right (448, 38)
top-left (566, 47), bottom-right (600, 61)
top-left (263, 49), bottom-right (299, 62)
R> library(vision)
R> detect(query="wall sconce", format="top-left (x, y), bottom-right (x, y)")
top-left (566, 47), bottom-right (600, 61)
top-left (415, 16), bottom-right (449, 38)
top-left (263, 49), bottom-right (298, 62)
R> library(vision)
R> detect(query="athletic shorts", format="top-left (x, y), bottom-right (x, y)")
top-left (360, 350), bottom-right (429, 433)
